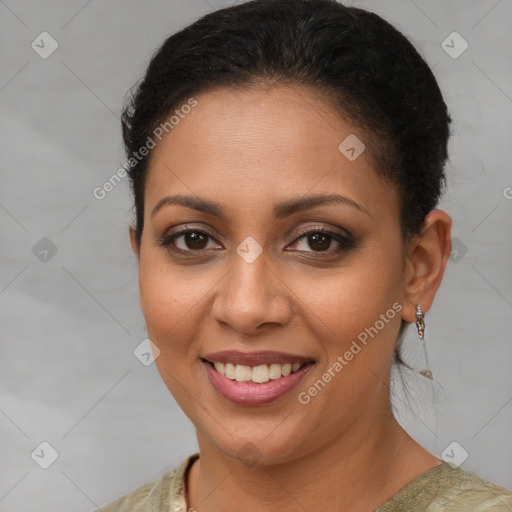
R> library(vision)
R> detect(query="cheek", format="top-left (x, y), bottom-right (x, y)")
top-left (292, 250), bottom-right (403, 342)
top-left (138, 259), bottom-right (205, 405)
top-left (138, 255), bottom-right (199, 350)
top-left (291, 254), bottom-right (403, 420)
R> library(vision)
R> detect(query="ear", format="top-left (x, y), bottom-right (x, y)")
top-left (129, 223), bottom-right (140, 260)
top-left (402, 209), bottom-right (452, 323)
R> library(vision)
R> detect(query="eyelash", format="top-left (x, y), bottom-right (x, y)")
top-left (158, 225), bottom-right (356, 256)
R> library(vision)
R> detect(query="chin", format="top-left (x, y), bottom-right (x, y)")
top-left (200, 420), bottom-right (316, 468)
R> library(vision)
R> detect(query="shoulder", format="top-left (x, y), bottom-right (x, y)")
top-left (95, 453), bottom-right (199, 512)
top-left (435, 464), bottom-right (512, 511)
top-left (95, 471), bottom-right (174, 512)
top-left (379, 462), bottom-right (512, 512)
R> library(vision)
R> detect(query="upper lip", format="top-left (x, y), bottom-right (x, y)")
top-left (202, 350), bottom-right (315, 367)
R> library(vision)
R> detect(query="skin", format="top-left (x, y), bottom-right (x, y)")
top-left (129, 84), bottom-right (452, 512)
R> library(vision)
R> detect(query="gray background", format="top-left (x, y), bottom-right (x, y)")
top-left (1, 0), bottom-right (511, 510)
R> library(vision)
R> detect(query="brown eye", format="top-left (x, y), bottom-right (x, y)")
top-left (182, 231), bottom-right (208, 250)
top-left (307, 232), bottom-right (331, 251)
top-left (160, 229), bottom-right (221, 252)
top-left (288, 228), bottom-right (356, 254)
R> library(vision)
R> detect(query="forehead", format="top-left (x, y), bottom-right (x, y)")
top-left (144, 84), bottom-right (399, 221)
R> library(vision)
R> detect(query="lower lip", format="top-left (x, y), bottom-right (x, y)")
top-left (203, 361), bottom-right (314, 405)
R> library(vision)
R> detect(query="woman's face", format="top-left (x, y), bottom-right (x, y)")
top-left (133, 84), bottom-right (410, 465)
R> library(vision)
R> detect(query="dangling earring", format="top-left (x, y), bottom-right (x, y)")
top-left (415, 304), bottom-right (425, 340)
top-left (415, 304), bottom-right (432, 379)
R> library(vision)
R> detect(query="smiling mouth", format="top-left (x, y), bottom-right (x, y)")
top-left (202, 359), bottom-right (315, 384)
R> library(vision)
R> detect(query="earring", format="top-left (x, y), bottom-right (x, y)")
top-left (415, 304), bottom-right (425, 340)
top-left (415, 304), bottom-right (432, 379)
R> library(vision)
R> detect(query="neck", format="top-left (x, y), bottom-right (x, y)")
top-left (186, 411), bottom-right (439, 512)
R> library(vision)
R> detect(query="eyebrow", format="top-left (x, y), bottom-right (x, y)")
top-left (150, 193), bottom-right (370, 219)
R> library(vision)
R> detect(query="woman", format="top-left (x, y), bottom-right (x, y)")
top-left (98, 0), bottom-right (512, 510)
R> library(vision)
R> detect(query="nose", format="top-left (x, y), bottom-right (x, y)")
top-left (211, 248), bottom-right (293, 335)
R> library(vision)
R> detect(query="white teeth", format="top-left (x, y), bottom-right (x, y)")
top-left (214, 362), bottom-right (225, 374)
top-left (269, 364), bottom-right (282, 379)
top-left (225, 363), bottom-right (236, 379)
top-left (211, 361), bottom-right (306, 382)
top-left (234, 365), bottom-right (252, 382)
top-left (281, 363), bottom-right (292, 376)
top-left (252, 364), bottom-right (270, 383)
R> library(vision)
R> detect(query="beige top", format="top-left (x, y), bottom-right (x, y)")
top-left (97, 453), bottom-right (512, 511)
